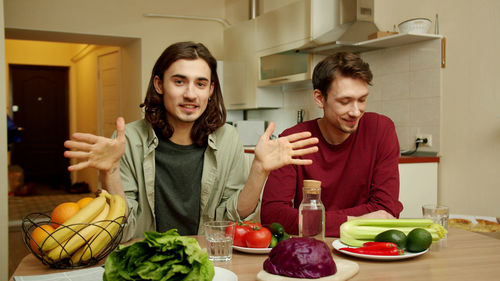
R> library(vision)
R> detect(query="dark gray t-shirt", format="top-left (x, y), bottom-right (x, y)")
top-left (154, 135), bottom-right (206, 235)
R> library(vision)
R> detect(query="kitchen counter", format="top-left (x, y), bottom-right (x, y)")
top-left (243, 147), bottom-right (440, 164)
top-left (399, 155), bottom-right (439, 164)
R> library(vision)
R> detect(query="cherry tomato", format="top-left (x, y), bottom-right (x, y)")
top-left (246, 227), bottom-right (272, 248)
top-left (232, 224), bottom-right (250, 247)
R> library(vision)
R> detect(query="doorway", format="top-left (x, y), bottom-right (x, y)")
top-left (9, 64), bottom-right (70, 191)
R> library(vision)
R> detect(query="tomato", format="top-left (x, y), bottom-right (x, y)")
top-left (232, 224), bottom-right (250, 247)
top-left (246, 227), bottom-right (272, 248)
top-left (243, 220), bottom-right (262, 230)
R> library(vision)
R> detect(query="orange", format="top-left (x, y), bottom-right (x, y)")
top-left (50, 202), bottom-right (80, 229)
top-left (29, 224), bottom-right (55, 255)
top-left (76, 197), bottom-right (94, 209)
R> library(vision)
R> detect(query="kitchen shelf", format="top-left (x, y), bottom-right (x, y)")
top-left (306, 33), bottom-right (444, 55)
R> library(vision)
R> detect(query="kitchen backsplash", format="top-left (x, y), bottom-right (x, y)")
top-left (227, 39), bottom-right (441, 153)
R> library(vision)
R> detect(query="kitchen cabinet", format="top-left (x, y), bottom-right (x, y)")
top-left (223, 19), bottom-right (283, 110)
top-left (255, 0), bottom-right (311, 55)
top-left (398, 162), bottom-right (438, 218)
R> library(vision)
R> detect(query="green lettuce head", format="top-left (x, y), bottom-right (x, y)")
top-left (103, 229), bottom-right (214, 281)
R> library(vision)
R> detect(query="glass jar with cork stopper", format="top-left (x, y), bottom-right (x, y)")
top-left (298, 179), bottom-right (325, 240)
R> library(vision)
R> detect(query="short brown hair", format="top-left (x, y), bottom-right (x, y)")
top-left (140, 42), bottom-right (226, 146)
top-left (312, 52), bottom-right (372, 100)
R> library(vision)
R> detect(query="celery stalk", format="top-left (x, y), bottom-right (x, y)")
top-left (340, 219), bottom-right (447, 247)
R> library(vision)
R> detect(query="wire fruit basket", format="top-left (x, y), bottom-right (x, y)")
top-left (22, 212), bottom-right (127, 269)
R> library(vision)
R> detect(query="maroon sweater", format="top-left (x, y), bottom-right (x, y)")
top-left (261, 112), bottom-right (403, 237)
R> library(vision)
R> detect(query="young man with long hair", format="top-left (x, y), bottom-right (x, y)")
top-left (64, 42), bottom-right (318, 240)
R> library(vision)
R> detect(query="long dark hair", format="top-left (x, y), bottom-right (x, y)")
top-left (312, 52), bottom-right (373, 100)
top-left (140, 42), bottom-right (226, 146)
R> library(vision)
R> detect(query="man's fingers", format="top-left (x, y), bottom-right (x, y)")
top-left (262, 122), bottom-right (275, 140)
top-left (67, 161), bottom-right (89, 172)
top-left (284, 131), bottom-right (313, 142)
top-left (64, 140), bottom-right (92, 151)
top-left (116, 117), bottom-right (125, 140)
top-left (291, 146), bottom-right (318, 157)
top-left (64, 150), bottom-right (89, 159)
top-left (71, 132), bottom-right (100, 144)
top-left (290, 159), bottom-right (314, 165)
top-left (290, 137), bottom-right (319, 149)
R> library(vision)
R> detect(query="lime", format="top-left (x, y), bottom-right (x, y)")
top-left (279, 232), bottom-right (290, 242)
top-left (406, 228), bottom-right (432, 252)
top-left (269, 222), bottom-right (285, 237)
top-left (374, 229), bottom-right (407, 249)
top-left (270, 235), bottom-right (278, 248)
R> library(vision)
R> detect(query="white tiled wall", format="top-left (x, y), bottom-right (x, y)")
top-left (362, 39), bottom-right (441, 152)
top-left (227, 39), bottom-right (441, 153)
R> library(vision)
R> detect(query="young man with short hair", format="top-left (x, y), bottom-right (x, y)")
top-left (261, 52), bottom-right (403, 237)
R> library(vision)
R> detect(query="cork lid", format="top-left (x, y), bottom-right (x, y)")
top-left (303, 180), bottom-right (322, 188)
top-left (303, 180), bottom-right (322, 194)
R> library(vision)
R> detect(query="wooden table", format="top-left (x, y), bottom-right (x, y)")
top-left (10, 228), bottom-right (500, 281)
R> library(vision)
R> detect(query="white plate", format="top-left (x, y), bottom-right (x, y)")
top-left (332, 239), bottom-right (428, 261)
top-left (232, 245), bottom-right (272, 254)
top-left (214, 266), bottom-right (238, 281)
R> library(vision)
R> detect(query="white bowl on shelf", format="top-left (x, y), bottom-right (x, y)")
top-left (398, 18), bottom-right (432, 34)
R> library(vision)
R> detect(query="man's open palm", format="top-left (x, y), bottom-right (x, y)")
top-left (64, 117), bottom-right (126, 172)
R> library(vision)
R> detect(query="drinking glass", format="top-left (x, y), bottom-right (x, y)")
top-left (422, 204), bottom-right (449, 230)
top-left (204, 221), bottom-right (235, 262)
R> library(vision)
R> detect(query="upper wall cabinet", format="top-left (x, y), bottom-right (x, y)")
top-left (256, 0), bottom-right (311, 56)
top-left (255, 0), bottom-right (379, 56)
top-left (223, 19), bottom-right (283, 110)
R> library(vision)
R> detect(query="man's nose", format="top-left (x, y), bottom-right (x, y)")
top-left (184, 83), bottom-right (196, 99)
top-left (349, 102), bottom-right (361, 117)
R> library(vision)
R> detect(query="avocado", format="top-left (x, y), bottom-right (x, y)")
top-left (406, 228), bottom-right (432, 252)
top-left (374, 229), bottom-right (407, 249)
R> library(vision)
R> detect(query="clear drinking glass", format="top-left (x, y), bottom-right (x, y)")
top-left (204, 221), bottom-right (235, 262)
top-left (422, 204), bottom-right (449, 230)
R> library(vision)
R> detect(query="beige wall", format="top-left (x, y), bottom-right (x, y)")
top-left (374, 0), bottom-right (500, 217)
top-left (4, 0), bottom-right (226, 96)
top-left (1, 1), bottom-right (9, 279)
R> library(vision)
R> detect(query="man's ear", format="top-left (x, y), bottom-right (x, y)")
top-left (313, 89), bottom-right (325, 108)
top-left (153, 75), bottom-right (163, 94)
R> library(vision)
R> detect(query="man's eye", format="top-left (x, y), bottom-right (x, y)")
top-left (174, 79), bottom-right (183, 85)
top-left (339, 100), bottom-right (349, 105)
top-left (197, 82), bottom-right (208, 87)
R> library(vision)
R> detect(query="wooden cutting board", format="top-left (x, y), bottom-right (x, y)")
top-left (368, 31), bottom-right (398, 40)
top-left (256, 258), bottom-right (359, 281)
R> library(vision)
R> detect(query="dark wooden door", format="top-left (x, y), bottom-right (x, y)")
top-left (10, 65), bottom-right (70, 189)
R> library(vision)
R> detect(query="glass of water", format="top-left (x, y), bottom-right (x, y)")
top-left (204, 221), bottom-right (235, 262)
top-left (422, 204), bottom-right (449, 230)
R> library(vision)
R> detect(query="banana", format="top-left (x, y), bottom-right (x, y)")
top-left (99, 189), bottom-right (113, 201)
top-left (70, 194), bottom-right (126, 263)
top-left (46, 202), bottom-right (110, 261)
top-left (41, 195), bottom-right (107, 252)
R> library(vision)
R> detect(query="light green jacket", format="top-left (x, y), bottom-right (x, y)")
top-left (118, 119), bottom-right (256, 241)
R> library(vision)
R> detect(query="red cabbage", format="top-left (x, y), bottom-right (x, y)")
top-left (263, 237), bottom-right (337, 278)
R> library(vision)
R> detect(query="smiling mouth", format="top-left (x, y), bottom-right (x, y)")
top-left (181, 104), bottom-right (198, 109)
